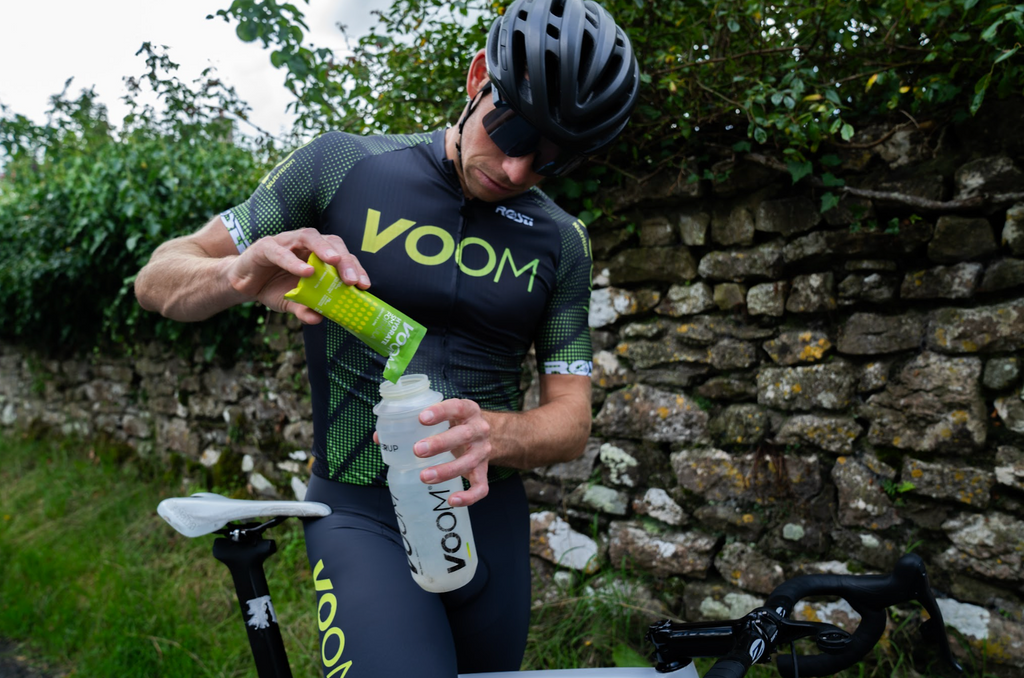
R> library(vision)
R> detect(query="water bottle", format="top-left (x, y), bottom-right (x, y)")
top-left (373, 374), bottom-right (477, 592)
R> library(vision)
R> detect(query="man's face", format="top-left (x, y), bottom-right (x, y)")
top-left (456, 92), bottom-right (545, 202)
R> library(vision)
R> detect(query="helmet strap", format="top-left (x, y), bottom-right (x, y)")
top-left (454, 84), bottom-right (491, 181)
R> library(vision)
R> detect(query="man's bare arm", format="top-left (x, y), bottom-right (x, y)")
top-left (135, 216), bottom-right (369, 323)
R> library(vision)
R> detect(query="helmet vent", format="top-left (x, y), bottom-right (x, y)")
top-left (595, 53), bottom-right (623, 97)
top-left (579, 30), bottom-right (595, 83)
top-left (545, 51), bottom-right (562, 117)
top-left (550, 0), bottom-right (566, 17)
top-left (547, 24), bottom-right (560, 39)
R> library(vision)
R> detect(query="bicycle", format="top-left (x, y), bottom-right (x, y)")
top-left (157, 492), bottom-right (965, 678)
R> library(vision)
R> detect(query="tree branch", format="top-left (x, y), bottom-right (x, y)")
top-left (744, 152), bottom-right (1024, 212)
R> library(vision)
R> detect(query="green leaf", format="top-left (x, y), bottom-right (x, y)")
top-left (975, 72), bottom-right (992, 95)
top-left (787, 160), bottom-right (813, 184)
top-left (822, 172), bottom-right (845, 187)
top-left (612, 644), bottom-right (651, 668)
top-left (821, 192), bottom-right (841, 213)
top-left (963, 0), bottom-right (980, 8)
top-left (732, 140), bottom-right (752, 153)
top-left (995, 45), bottom-right (1021, 64)
top-left (970, 89), bottom-right (986, 116)
top-left (753, 127), bottom-right (768, 144)
top-left (820, 154), bottom-right (842, 167)
top-left (981, 18), bottom-right (1005, 42)
top-left (727, 19), bottom-right (741, 32)
top-left (236, 21), bottom-right (258, 43)
top-left (841, 123), bottom-right (855, 141)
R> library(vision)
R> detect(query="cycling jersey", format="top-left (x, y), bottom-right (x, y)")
top-left (221, 129), bottom-right (593, 486)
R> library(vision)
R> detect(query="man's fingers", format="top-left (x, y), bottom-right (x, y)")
top-left (285, 301), bottom-right (325, 325)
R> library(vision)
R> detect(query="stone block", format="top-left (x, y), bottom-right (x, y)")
top-left (928, 215), bottom-right (997, 263)
top-left (604, 246), bottom-right (697, 284)
top-left (902, 457), bottom-right (994, 508)
top-left (530, 511), bottom-right (600, 573)
top-left (671, 448), bottom-right (823, 505)
top-left (837, 273), bottom-right (898, 303)
top-left (677, 210), bottom-right (710, 246)
top-left (831, 455), bottom-right (902, 530)
top-left (594, 384), bottom-right (709, 443)
top-left (763, 331), bottom-right (832, 365)
top-left (714, 542), bottom-right (785, 595)
top-left (711, 206), bottom-right (755, 246)
top-left (755, 196), bottom-right (821, 237)
top-left (747, 282), bottom-right (788, 317)
top-left (775, 414), bottom-right (863, 455)
top-left (608, 521), bottom-right (717, 578)
top-left (698, 241), bottom-right (785, 282)
top-left (757, 361), bottom-right (857, 411)
top-left (639, 216), bottom-right (677, 247)
top-left (1002, 202), bottom-right (1024, 255)
top-left (655, 282), bottom-right (715, 316)
top-left (979, 258), bottom-right (1024, 292)
top-left (862, 353), bottom-right (986, 452)
top-left (928, 299), bottom-right (1024, 353)
top-left (837, 312), bottom-right (925, 355)
top-left (955, 155), bottom-right (1024, 200)
top-left (713, 283), bottom-right (747, 311)
top-left (589, 287), bottom-right (662, 328)
top-left (709, 403), bottom-right (768, 446)
top-left (786, 273), bottom-right (836, 313)
top-left (900, 262), bottom-right (983, 299)
top-left (983, 357), bottom-right (1020, 390)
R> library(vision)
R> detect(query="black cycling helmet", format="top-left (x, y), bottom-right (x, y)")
top-left (485, 0), bottom-right (640, 157)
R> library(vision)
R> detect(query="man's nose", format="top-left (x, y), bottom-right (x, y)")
top-left (502, 153), bottom-right (538, 186)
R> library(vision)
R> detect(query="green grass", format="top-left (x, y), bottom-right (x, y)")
top-left (0, 431), bottom-right (1001, 678)
top-left (0, 432), bottom-right (321, 678)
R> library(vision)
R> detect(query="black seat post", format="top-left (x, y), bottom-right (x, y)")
top-left (213, 528), bottom-right (293, 678)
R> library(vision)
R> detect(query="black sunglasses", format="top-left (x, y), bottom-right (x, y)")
top-left (480, 85), bottom-right (586, 177)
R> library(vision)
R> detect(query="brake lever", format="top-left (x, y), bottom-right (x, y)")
top-left (769, 612), bottom-right (852, 655)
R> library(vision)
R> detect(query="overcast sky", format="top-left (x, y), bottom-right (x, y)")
top-left (0, 0), bottom-right (390, 137)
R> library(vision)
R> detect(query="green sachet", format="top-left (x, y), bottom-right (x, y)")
top-left (284, 253), bottom-right (426, 383)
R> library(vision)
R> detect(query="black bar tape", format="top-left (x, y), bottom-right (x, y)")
top-left (775, 609), bottom-right (886, 678)
top-left (703, 659), bottom-right (750, 678)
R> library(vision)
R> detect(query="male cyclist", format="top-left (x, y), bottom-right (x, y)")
top-left (135, 0), bottom-right (639, 674)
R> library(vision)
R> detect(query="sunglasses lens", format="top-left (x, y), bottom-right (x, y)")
top-left (532, 139), bottom-right (585, 177)
top-left (482, 95), bottom-right (585, 177)
top-left (482, 105), bottom-right (539, 157)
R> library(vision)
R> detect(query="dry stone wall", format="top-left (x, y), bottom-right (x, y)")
top-left (528, 117), bottom-right (1024, 671)
top-left (3, 109), bottom-right (1024, 671)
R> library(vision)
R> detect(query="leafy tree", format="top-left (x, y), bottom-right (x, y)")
top-left (0, 45), bottom-right (276, 355)
top-left (216, 0), bottom-right (1023, 209)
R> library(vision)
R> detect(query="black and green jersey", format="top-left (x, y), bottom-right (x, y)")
top-left (222, 130), bottom-right (592, 486)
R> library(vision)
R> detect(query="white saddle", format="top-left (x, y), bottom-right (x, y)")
top-left (157, 492), bottom-right (331, 538)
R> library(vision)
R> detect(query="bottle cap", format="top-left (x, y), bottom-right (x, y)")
top-left (379, 374), bottom-right (431, 400)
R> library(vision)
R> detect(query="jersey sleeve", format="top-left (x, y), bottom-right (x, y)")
top-left (535, 217), bottom-right (594, 376)
top-left (219, 133), bottom-right (356, 253)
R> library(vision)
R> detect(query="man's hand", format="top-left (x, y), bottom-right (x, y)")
top-left (227, 228), bottom-right (371, 324)
top-left (136, 217), bottom-right (372, 323)
top-left (373, 398), bottom-right (493, 508)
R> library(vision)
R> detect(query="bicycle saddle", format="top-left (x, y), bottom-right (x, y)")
top-left (157, 492), bottom-right (332, 537)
